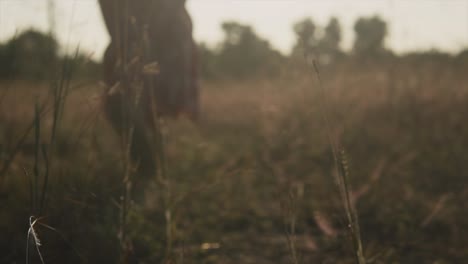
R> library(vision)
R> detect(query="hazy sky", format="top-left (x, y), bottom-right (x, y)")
top-left (1, 0), bottom-right (467, 60)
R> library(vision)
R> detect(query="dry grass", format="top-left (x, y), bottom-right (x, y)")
top-left (1, 60), bottom-right (468, 263)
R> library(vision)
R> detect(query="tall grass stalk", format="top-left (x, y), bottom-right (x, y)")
top-left (153, 113), bottom-right (174, 263)
top-left (33, 101), bottom-right (41, 215)
top-left (113, 15), bottom-right (169, 262)
top-left (143, 26), bottom-right (174, 262)
top-left (0, 98), bottom-right (50, 187)
top-left (24, 36), bottom-right (77, 263)
top-left (261, 148), bottom-right (300, 264)
top-left (153, 116), bottom-right (174, 263)
top-left (109, 6), bottom-right (135, 261)
top-left (312, 60), bottom-right (366, 264)
top-left (284, 188), bottom-right (300, 264)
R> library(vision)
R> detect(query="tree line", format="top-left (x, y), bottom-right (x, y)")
top-left (0, 16), bottom-right (467, 81)
top-left (0, 30), bottom-right (100, 80)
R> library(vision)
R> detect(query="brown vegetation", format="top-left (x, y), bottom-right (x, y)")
top-left (1, 57), bottom-right (468, 262)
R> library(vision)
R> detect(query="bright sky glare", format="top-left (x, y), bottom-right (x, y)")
top-left (0, 0), bottom-right (467, 60)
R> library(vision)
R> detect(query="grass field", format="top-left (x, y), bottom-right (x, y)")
top-left (1, 60), bottom-right (468, 263)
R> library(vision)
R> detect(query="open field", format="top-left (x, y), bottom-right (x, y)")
top-left (1, 61), bottom-right (468, 263)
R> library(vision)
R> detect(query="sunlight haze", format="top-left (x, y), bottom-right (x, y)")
top-left (0, 0), bottom-right (467, 60)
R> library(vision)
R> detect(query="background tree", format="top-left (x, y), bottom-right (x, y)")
top-left (215, 21), bottom-right (283, 79)
top-left (316, 17), bottom-right (343, 65)
top-left (198, 42), bottom-right (218, 80)
top-left (455, 48), bottom-right (468, 66)
top-left (353, 16), bottom-right (389, 59)
top-left (0, 29), bottom-right (58, 80)
top-left (0, 44), bottom-right (9, 79)
top-left (0, 29), bottom-right (100, 80)
top-left (291, 18), bottom-right (318, 59)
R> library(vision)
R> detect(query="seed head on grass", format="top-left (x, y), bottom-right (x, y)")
top-left (27, 216), bottom-right (45, 264)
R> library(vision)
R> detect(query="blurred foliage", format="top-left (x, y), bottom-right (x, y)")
top-left (291, 18), bottom-right (318, 58)
top-left (318, 17), bottom-right (344, 65)
top-left (63, 53), bottom-right (101, 80)
top-left (0, 29), bottom-right (100, 81)
top-left (353, 16), bottom-right (392, 60)
top-left (2, 16), bottom-right (467, 82)
top-left (0, 29), bottom-right (58, 80)
top-left (291, 17), bottom-right (345, 66)
top-left (199, 21), bottom-right (285, 80)
top-left (190, 15), bottom-right (468, 81)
